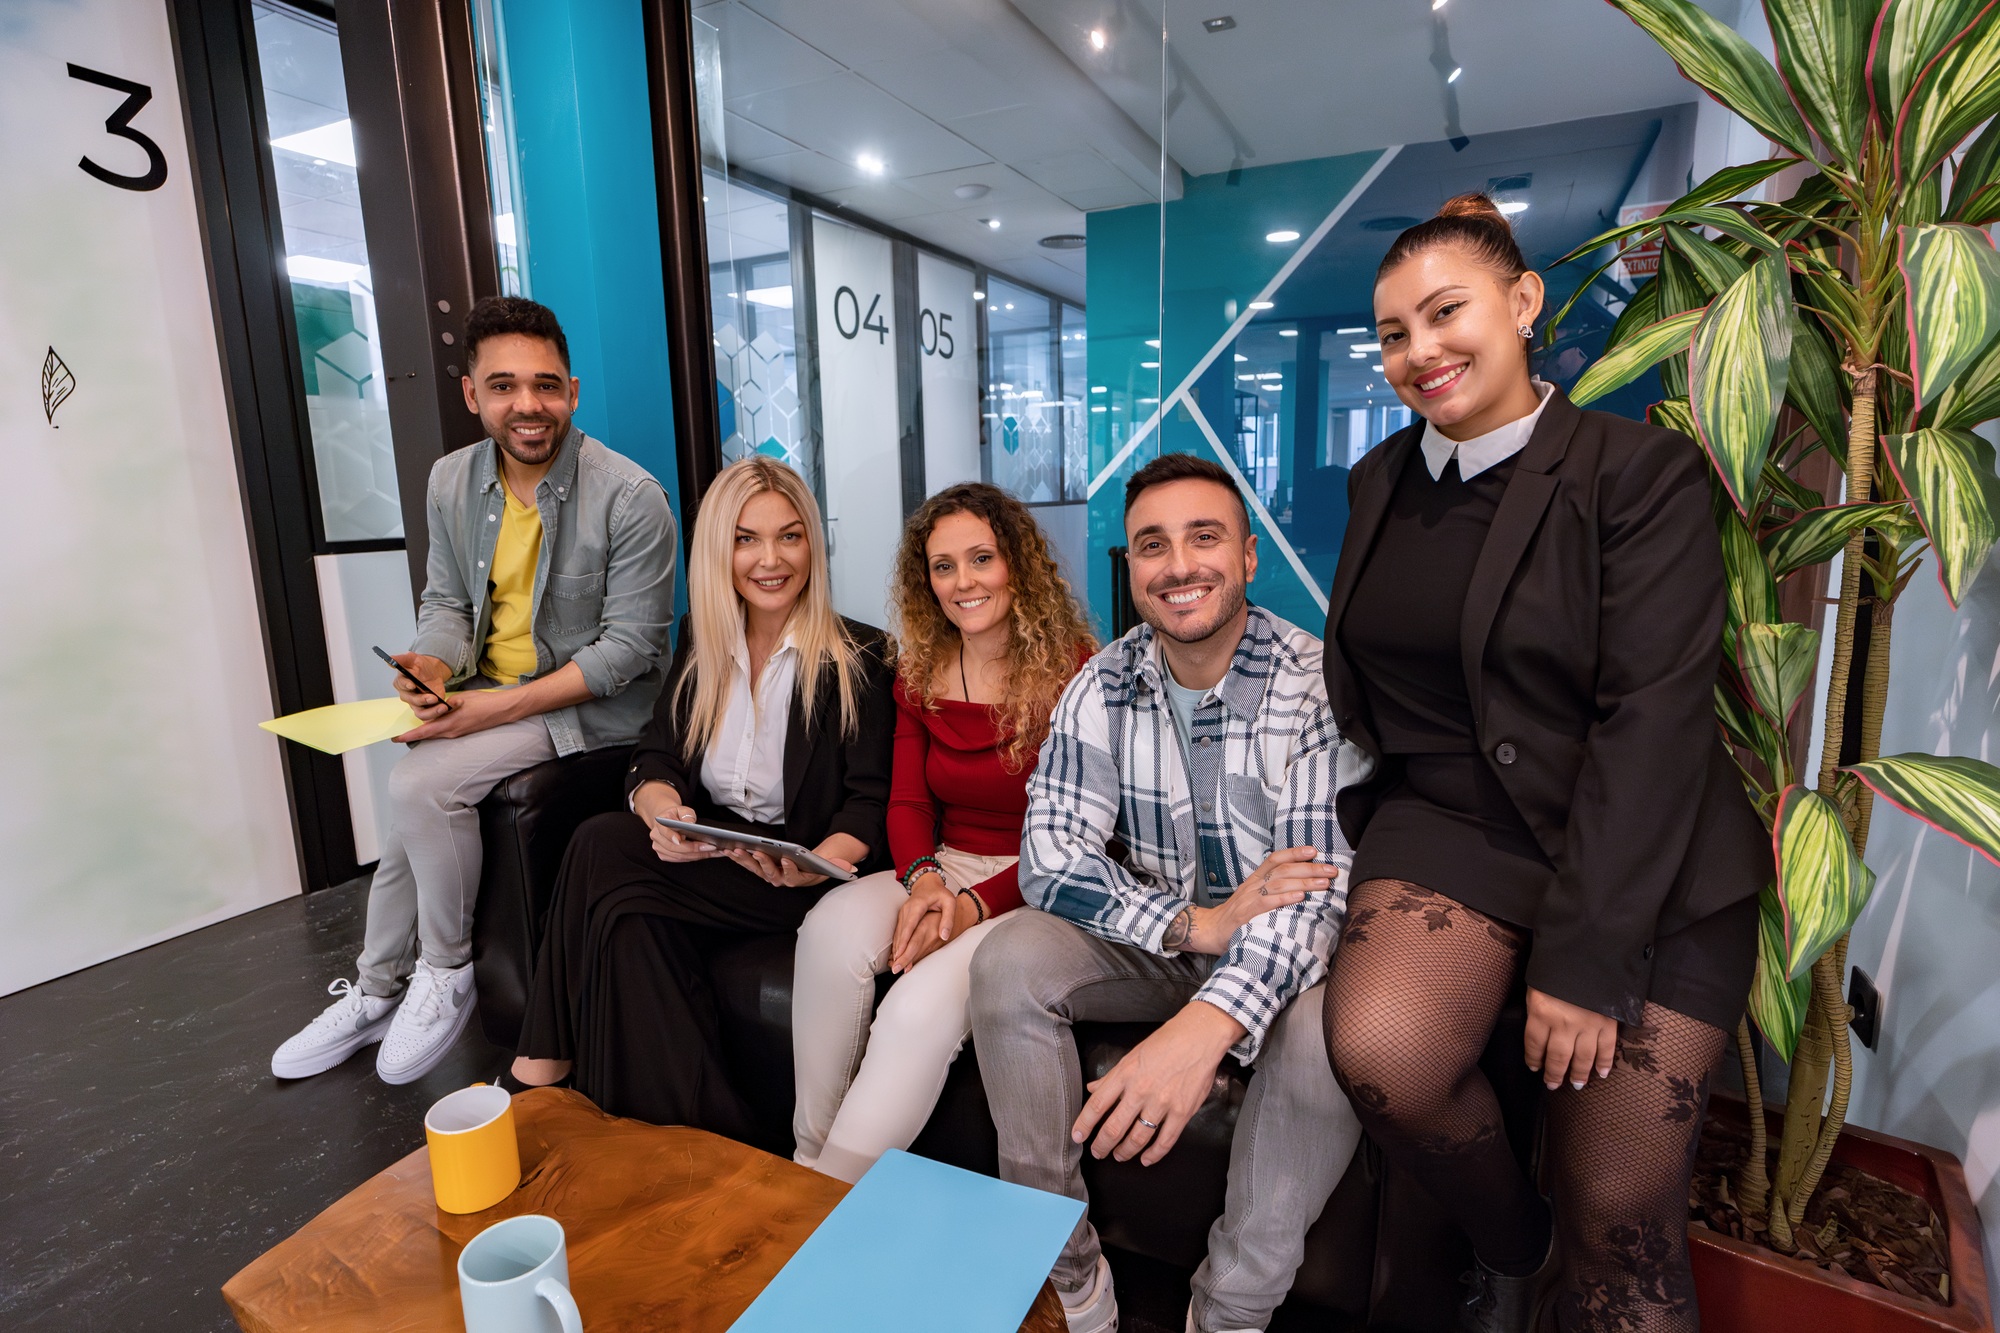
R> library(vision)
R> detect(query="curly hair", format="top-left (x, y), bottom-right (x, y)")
top-left (890, 483), bottom-right (1095, 770)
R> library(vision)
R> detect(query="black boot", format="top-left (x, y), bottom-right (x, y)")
top-left (1457, 1228), bottom-right (1558, 1333)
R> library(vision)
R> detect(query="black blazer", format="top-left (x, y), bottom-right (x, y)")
top-left (1323, 386), bottom-right (1770, 1023)
top-left (623, 613), bottom-right (897, 876)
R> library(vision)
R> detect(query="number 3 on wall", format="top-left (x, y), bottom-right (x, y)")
top-left (68, 64), bottom-right (168, 192)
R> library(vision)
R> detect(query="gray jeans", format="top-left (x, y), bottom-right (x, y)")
top-left (356, 711), bottom-right (556, 997)
top-left (968, 910), bottom-right (1362, 1333)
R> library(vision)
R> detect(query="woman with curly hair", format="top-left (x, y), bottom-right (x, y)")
top-left (790, 482), bottom-right (1095, 1181)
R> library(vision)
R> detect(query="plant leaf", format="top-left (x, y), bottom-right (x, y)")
top-left (1763, 455), bottom-right (1827, 512)
top-left (1870, 0), bottom-right (1996, 133)
top-left (1946, 114), bottom-right (2000, 219)
top-left (1898, 223), bottom-right (2000, 405)
top-left (1608, 0), bottom-right (1817, 160)
top-left (1717, 677), bottom-right (1791, 790)
top-left (1719, 509), bottom-right (1780, 656)
top-left (1605, 279), bottom-right (1662, 356)
top-left (1750, 884), bottom-right (1811, 1061)
top-left (1664, 223), bottom-right (1752, 292)
top-left (1760, 501), bottom-right (1917, 578)
top-left (1648, 395), bottom-right (1696, 438)
top-left (1879, 427), bottom-right (2000, 604)
top-left (1896, 11), bottom-right (2000, 183)
top-left (1845, 752), bottom-right (2000, 865)
top-left (1571, 307), bottom-right (1705, 405)
top-left (1955, 183), bottom-right (2000, 227)
top-left (1773, 785), bottom-right (1876, 980)
top-left (1926, 332), bottom-right (2000, 429)
top-left (1786, 309), bottom-right (1849, 459)
top-left (1763, 0), bottom-right (1874, 167)
top-left (1691, 251), bottom-right (1794, 513)
top-left (1555, 203), bottom-right (1782, 269)
top-left (1737, 621), bottom-right (1822, 727)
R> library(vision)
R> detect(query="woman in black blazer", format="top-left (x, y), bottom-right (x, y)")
top-left (1320, 196), bottom-right (1768, 1333)
top-left (511, 457), bottom-right (894, 1136)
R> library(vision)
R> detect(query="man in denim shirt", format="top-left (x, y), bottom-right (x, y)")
top-left (273, 297), bottom-right (677, 1085)
top-left (970, 454), bottom-right (1363, 1333)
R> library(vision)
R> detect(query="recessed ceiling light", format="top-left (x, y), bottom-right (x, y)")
top-left (312, 157), bottom-right (327, 166)
top-left (982, 218), bottom-right (1001, 230)
top-left (1432, 0), bottom-right (1447, 9)
top-left (1005, 302), bottom-right (1015, 309)
top-left (1372, 364), bottom-right (1384, 371)
top-left (857, 153), bottom-right (885, 175)
top-left (272, 118), bottom-right (357, 167)
top-left (973, 290), bottom-right (985, 299)
top-left (1234, 353), bottom-right (1248, 362)
top-left (1091, 385), bottom-right (1107, 393)
top-left (1202, 15), bottom-right (1236, 32)
top-left (1348, 352), bottom-right (1366, 360)
top-left (1248, 300), bottom-right (1273, 310)
top-left (1279, 329), bottom-right (1298, 337)
top-left (1265, 229), bottom-right (1300, 243)
top-left (1091, 405), bottom-right (1108, 413)
top-left (1145, 339), bottom-right (1161, 348)
top-left (1238, 373), bottom-right (1259, 381)
top-left (955, 183), bottom-right (991, 200)
top-left (1337, 326), bottom-right (1367, 334)
top-left (1089, 28), bottom-right (1106, 49)
top-left (1498, 199), bottom-right (1529, 215)
top-left (1447, 66), bottom-right (1462, 82)
top-left (1039, 233), bottom-right (1086, 250)
top-left (1141, 361), bottom-right (1160, 369)
top-left (1351, 341), bottom-right (1381, 352)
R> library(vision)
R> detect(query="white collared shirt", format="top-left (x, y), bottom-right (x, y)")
top-left (1419, 378), bottom-right (1555, 480)
top-left (700, 624), bottom-right (799, 825)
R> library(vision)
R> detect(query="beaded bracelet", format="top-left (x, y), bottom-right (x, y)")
top-left (957, 889), bottom-right (990, 924)
top-left (899, 854), bottom-right (943, 893)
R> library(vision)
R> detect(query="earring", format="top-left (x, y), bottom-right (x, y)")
top-left (1517, 324), bottom-right (1534, 338)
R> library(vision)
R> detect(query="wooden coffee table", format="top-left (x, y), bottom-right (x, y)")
top-left (223, 1087), bottom-right (1066, 1331)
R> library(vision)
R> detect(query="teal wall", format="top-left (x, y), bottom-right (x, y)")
top-left (1084, 150), bottom-right (1387, 638)
top-left (499, 0), bottom-right (685, 564)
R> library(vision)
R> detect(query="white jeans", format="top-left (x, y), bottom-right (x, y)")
top-left (791, 845), bottom-right (1017, 1182)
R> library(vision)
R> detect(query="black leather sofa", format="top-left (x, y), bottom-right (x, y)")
top-left (473, 748), bottom-right (1542, 1331)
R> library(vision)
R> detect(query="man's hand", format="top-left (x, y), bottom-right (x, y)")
top-left (1524, 987), bottom-right (1619, 1090)
top-left (1071, 1002), bottom-right (1245, 1166)
top-left (390, 652), bottom-right (454, 720)
top-left (393, 686), bottom-right (517, 742)
top-left (633, 782), bottom-right (717, 863)
top-left (1174, 846), bottom-right (1335, 955)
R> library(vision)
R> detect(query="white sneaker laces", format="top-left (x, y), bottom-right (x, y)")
top-left (402, 964), bottom-right (447, 1028)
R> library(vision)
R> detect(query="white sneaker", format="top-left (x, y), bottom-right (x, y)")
top-left (375, 959), bottom-right (477, 1085)
top-left (271, 978), bottom-right (397, 1079)
top-left (1060, 1255), bottom-right (1118, 1333)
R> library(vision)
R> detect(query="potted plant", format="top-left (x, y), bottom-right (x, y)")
top-left (1538, 0), bottom-right (2000, 1325)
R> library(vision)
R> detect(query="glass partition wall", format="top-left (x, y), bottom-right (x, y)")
top-left (683, 0), bottom-right (1729, 635)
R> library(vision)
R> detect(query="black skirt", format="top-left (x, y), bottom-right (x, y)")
top-left (515, 808), bottom-right (826, 1135)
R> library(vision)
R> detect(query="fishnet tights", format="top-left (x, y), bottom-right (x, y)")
top-left (1324, 880), bottom-right (1726, 1332)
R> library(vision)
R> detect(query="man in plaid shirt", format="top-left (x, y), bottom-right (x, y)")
top-left (969, 454), bottom-right (1364, 1333)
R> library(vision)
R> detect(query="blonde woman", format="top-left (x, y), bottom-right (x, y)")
top-left (511, 457), bottom-right (895, 1135)
top-left (791, 482), bottom-right (1094, 1182)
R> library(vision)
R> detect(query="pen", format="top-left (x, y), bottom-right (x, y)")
top-left (372, 645), bottom-right (455, 711)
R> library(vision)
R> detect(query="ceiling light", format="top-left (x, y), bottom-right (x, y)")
top-left (1432, 0), bottom-right (1447, 8)
top-left (974, 290), bottom-right (985, 300)
top-left (1279, 328), bottom-right (1298, 337)
top-left (1337, 326), bottom-right (1367, 334)
top-left (1005, 302), bottom-right (1015, 310)
top-left (1348, 352), bottom-right (1366, 360)
top-left (312, 158), bottom-right (327, 166)
top-left (1238, 373), bottom-right (1259, 381)
top-left (1248, 300), bottom-right (1273, 310)
top-left (983, 218), bottom-right (1002, 230)
top-left (1265, 229), bottom-right (1300, 243)
top-left (1089, 28), bottom-right (1106, 49)
top-left (745, 286), bottom-right (794, 309)
top-left (1139, 397), bottom-right (1160, 404)
top-left (857, 153), bottom-right (885, 175)
top-left (1447, 66), bottom-right (1462, 83)
top-left (1091, 405), bottom-right (1108, 413)
top-left (1234, 353), bottom-right (1248, 362)
top-left (1092, 385), bottom-right (1107, 394)
top-left (287, 254), bottom-right (363, 285)
top-left (272, 118), bottom-right (357, 167)
top-left (1351, 341), bottom-right (1381, 352)
top-left (1145, 339), bottom-right (1161, 348)
top-left (1202, 16), bottom-right (1236, 32)
top-left (1497, 199), bottom-right (1529, 215)
top-left (955, 183), bottom-right (991, 200)
top-left (1141, 361), bottom-right (1160, 369)
top-left (1372, 363), bottom-right (1384, 371)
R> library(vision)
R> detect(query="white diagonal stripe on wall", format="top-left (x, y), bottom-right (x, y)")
top-left (1087, 144), bottom-right (1403, 499)
top-left (1182, 394), bottom-right (1330, 616)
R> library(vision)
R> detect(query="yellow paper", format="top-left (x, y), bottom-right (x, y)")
top-left (259, 697), bottom-right (422, 754)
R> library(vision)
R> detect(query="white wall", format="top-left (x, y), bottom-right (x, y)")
top-left (0, 0), bottom-right (301, 994)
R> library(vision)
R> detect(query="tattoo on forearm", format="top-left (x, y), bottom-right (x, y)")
top-left (1164, 905), bottom-right (1193, 951)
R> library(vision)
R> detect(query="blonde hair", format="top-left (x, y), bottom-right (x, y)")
top-left (890, 483), bottom-right (1095, 770)
top-left (675, 457), bottom-right (863, 760)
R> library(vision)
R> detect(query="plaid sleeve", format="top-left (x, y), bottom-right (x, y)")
top-left (1194, 695), bottom-right (1350, 1063)
top-left (1020, 669), bottom-right (1193, 953)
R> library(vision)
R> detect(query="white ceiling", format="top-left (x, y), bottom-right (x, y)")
top-left (253, 2), bottom-right (367, 267)
top-left (695, 0), bottom-right (1737, 304)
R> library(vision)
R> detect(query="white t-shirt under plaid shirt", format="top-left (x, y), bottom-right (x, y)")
top-left (1019, 606), bottom-right (1366, 1063)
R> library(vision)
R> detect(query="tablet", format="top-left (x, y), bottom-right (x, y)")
top-left (653, 818), bottom-right (858, 882)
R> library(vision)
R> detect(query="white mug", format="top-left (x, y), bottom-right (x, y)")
top-left (457, 1214), bottom-right (584, 1333)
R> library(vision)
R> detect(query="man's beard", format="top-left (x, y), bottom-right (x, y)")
top-left (491, 412), bottom-right (568, 467)
top-left (1140, 575), bottom-right (1246, 645)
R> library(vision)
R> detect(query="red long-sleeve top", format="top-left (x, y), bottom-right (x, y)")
top-left (885, 677), bottom-right (1036, 917)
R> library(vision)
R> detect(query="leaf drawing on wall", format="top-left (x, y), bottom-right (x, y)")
top-left (42, 347), bottom-right (75, 425)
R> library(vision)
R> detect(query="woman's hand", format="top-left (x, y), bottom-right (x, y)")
top-left (725, 846), bottom-right (855, 888)
top-left (890, 875), bottom-right (981, 973)
top-left (1182, 847), bottom-right (1336, 955)
top-left (634, 783), bottom-right (717, 863)
top-left (1524, 987), bottom-right (1619, 1090)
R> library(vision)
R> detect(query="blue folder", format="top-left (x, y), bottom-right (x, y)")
top-left (728, 1150), bottom-right (1086, 1332)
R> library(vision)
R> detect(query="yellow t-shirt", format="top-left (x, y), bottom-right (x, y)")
top-left (479, 484), bottom-right (543, 685)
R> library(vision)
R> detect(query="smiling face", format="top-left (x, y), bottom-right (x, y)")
top-left (1124, 477), bottom-right (1257, 646)
top-left (732, 489), bottom-right (812, 621)
top-left (926, 510), bottom-right (1014, 640)
top-left (1374, 245), bottom-right (1545, 440)
top-left (462, 332), bottom-right (579, 468)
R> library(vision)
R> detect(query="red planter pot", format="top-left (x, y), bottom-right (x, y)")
top-left (1692, 1095), bottom-right (1993, 1332)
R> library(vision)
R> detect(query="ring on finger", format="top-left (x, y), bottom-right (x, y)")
top-left (1138, 1116), bottom-right (1160, 1130)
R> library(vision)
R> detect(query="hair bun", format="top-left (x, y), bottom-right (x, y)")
top-left (1435, 192), bottom-right (1509, 226)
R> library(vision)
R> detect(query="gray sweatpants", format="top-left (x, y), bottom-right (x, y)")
top-left (356, 712), bottom-right (556, 997)
top-left (968, 909), bottom-right (1362, 1333)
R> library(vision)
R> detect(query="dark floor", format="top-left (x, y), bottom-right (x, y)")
top-left (0, 879), bottom-right (1261, 1332)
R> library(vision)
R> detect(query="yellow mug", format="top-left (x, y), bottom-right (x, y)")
top-left (426, 1084), bottom-right (521, 1214)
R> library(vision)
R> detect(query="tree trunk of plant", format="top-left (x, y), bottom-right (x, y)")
top-left (1734, 1017), bottom-right (1771, 1221)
